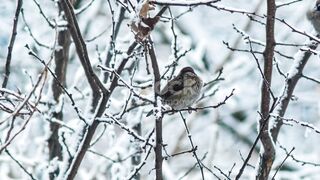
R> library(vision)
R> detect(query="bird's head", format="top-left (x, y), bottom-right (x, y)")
top-left (179, 67), bottom-right (196, 77)
top-left (316, 0), bottom-right (320, 11)
top-left (308, 0), bottom-right (320, 19)
top-left (178, 67), bottom-right (198, 85)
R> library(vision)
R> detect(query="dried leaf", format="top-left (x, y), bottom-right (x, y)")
top-left (139, 0), bottom-right (155, 18)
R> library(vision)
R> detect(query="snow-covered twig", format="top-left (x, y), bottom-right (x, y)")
top-left (256, 1), bottom-right (276, 178)
top-left (150, 0), bottom-right (220, 6)
top-left (27, 46), bottom-right (88, 125)
top-left (273, 115), bottom-right (320, 135)
top-left (213, 165), bottom-right (230, 180)
top-left (98, 65), bottom-right (154, 104)
top-left (270, 37), bottom-right (319, 141)
top-left (101, 114), bottom-right (151, 145)
top-left (0, 68), bottom-right (47, 154)
top-left (235, 111), bottom-right (270, 180)
top-left (279, 144), bottom-right (320, 167)
top-left (103, 1), bottom-right (126, 82)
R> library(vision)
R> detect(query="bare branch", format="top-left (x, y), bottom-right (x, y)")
top-left (147, 36), bottom-right (163, 180)
top-left (5, 149), bottom-right (36, 180)
top-left (179, 112), bottom-right (205, 179)
top-left (271, 147), bottom-right (295, 180)
top-left (126, 146), bottom-right (153, 180)
top-left (164, 88), bottom-right (234, 114)
top-left (32, 0), bottom-right (55, 28)
top-left (256, 0), bottom-right (276, 178)
top-left (2, 0), bottom-right (23, 89)
top-left (59, 0), bottom-right (108, 109)
top-left (150, 0), bottom-right (220, 6)
top-left (270, 37), bottom-right (319, 141)
top-left (276, 0), bottom-right (302, 9)
top-left (27, 46), bottom-right (88, 125)
top-left (235, 112), bottom-right (269, 180)
top-left (276, 17), bottom-right (320, 43)
top-left (279, 144), bottom-right (320, 167)
top-left (0, 68), bottom-right (47, 154)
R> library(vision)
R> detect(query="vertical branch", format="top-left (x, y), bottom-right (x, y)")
top-left (257, 0), bottom-right (276, 179)
top-left (142, 7), bottom-right (168, 179)
top-left (147, 37), bottom-right (163, 180)
top-left (2, 0), bottom-right (23, 89)
top-left (104, 3), bottom-right (126, 82)
top-left (48, 2), bottom-right (72, 180)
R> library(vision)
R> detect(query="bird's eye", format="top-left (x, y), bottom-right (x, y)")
top-left (317, 4), bottom-right (320, 11)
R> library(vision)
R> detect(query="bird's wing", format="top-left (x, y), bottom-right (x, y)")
top-left (160, 78), bottom-right (183, 99)
top-left (173, 83), bottom-right (184, 91)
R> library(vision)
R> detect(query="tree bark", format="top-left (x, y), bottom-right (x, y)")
top-left (48, 2), bottom-right (71, 179)
top-left (148, 37), bottom-right (163, 180)
top-left (256, 0), bottom-right (276, 179)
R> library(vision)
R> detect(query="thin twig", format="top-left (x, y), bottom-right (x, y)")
top-left (164, 88), bottom-right (234, 114)
top-left (5, 149), bottom-right (36, 180)
top-left (235, 112), bottom-right (270, 180)
top-left (179, 112), bottom-right (205, 180)
top-left (271, 147), bottom-right (295, 180)
top-left (2, 0), bottom-right (23, 89)
top-left (150, 0), bottom-right (220, 6)
top-left (32, 0), bottom-right (55, 27)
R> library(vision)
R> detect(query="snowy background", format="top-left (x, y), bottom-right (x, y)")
top-left (1, 0), bottom-right (320, 179)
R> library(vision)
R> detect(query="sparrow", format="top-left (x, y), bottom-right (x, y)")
top-left (307, 0), bottom-right (320, 33)
top-left (160, 67), bottom-right (203, 110)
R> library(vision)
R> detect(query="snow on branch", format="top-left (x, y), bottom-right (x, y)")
top-left (270, 37), bottom-right (319, 141)
top-left (150, 0), bottom-right (220, 6)
top-left (273, 115), bottom-right (320, 135)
